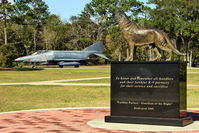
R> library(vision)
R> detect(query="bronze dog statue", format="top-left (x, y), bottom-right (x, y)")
top-left (114, 9), bottom-right (186, 61)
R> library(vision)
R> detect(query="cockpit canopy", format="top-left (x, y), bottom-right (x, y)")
top-left (31, 50), bottom-right (49, 55)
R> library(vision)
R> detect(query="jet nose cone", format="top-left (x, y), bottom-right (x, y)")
top-left (15, 57), bottom-right (28, 62)
top-left (15, 57), bottom-right (22, 62)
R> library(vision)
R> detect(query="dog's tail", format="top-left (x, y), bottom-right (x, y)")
top-left (163, 33), bottom-right (186, 56)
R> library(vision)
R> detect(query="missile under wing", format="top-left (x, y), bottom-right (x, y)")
top-left (15, 41), bottom-right (109, 68)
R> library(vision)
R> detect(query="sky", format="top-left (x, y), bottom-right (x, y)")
top-left (43, 0), bottom-right (151, 22)
top-left (43, 0), bottom-right (92, 21)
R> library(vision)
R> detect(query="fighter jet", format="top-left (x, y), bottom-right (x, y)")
top-left (15, 41), bottom-right (109, 68)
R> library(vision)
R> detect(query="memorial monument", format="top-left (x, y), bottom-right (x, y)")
top-left (105, 61), bottom-right (192, 126)
top-left (105, 9), bottom-right (192, 127)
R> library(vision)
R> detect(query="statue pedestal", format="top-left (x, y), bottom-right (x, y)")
top-left (105, 115), bottom-right (192, 127)
top-left (105, 61), bottom-right (193, 127)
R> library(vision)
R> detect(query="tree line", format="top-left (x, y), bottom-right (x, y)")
top-left (0, 0), bottom-right (198, 67)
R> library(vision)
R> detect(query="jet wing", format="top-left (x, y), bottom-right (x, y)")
top-left (94, 53), bottom-right (109, 60)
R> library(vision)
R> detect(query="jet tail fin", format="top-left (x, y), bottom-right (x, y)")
top-left (83, 41), bottom-right (103, 53)
top-left (84, 41), bottom-right (109, 60)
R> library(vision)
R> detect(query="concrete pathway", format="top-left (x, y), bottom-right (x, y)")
top-left (45, 67), bottom-right (110, 70)
top-left (188, 72), bottom-right (199, 74)
top-left (188, 84), bottom-right (199, 87)
top-left (0, 108), bottom-right (199, 133)
top-left (0, 76), bottom-right (198, 87)
top-left (0, 77), bottom-right (110, 86)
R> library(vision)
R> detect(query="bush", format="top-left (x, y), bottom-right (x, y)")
top-left (0, 44), bottom-right (18, 67)
top-left (13, 62), bottom-right (24, 68)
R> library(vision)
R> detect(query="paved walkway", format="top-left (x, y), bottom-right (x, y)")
top-left (0, 108), bottom-right (199, 133)
top-left (0, 77), bottom-right (199, 87)
top-left (0, 77), bottom-right (110, 86)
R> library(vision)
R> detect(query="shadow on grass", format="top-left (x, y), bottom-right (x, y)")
top-left (0, 68), bottom-right (44, 71)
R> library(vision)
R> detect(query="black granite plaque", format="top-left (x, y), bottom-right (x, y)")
top-left (105, 61), bottom-right (192, 126)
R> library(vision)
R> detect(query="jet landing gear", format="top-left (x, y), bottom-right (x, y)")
top-left (74, 65), bottom-right (79, 68)
top-left (31, 63), bottom-right (36, 69)
top-left (59, 65), bottom-right (63, 68)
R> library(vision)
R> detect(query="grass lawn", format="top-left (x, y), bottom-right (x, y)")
top-left (187, 72), bottom-right (199, 85)
top-left (187, 88), bottom-right (199, 108)
top-left (0, 67), bottom-right (198, 112)
top-left (0, 85), bottom-right (198, 113)
top-left (187, 67), bottom-right (199, 108)
top-left (0, 68), bottom-right (110, 83)
top-left (0, 85), bottom-right (110, 112)
top-left (65, 79), bottom-right (110, 83)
